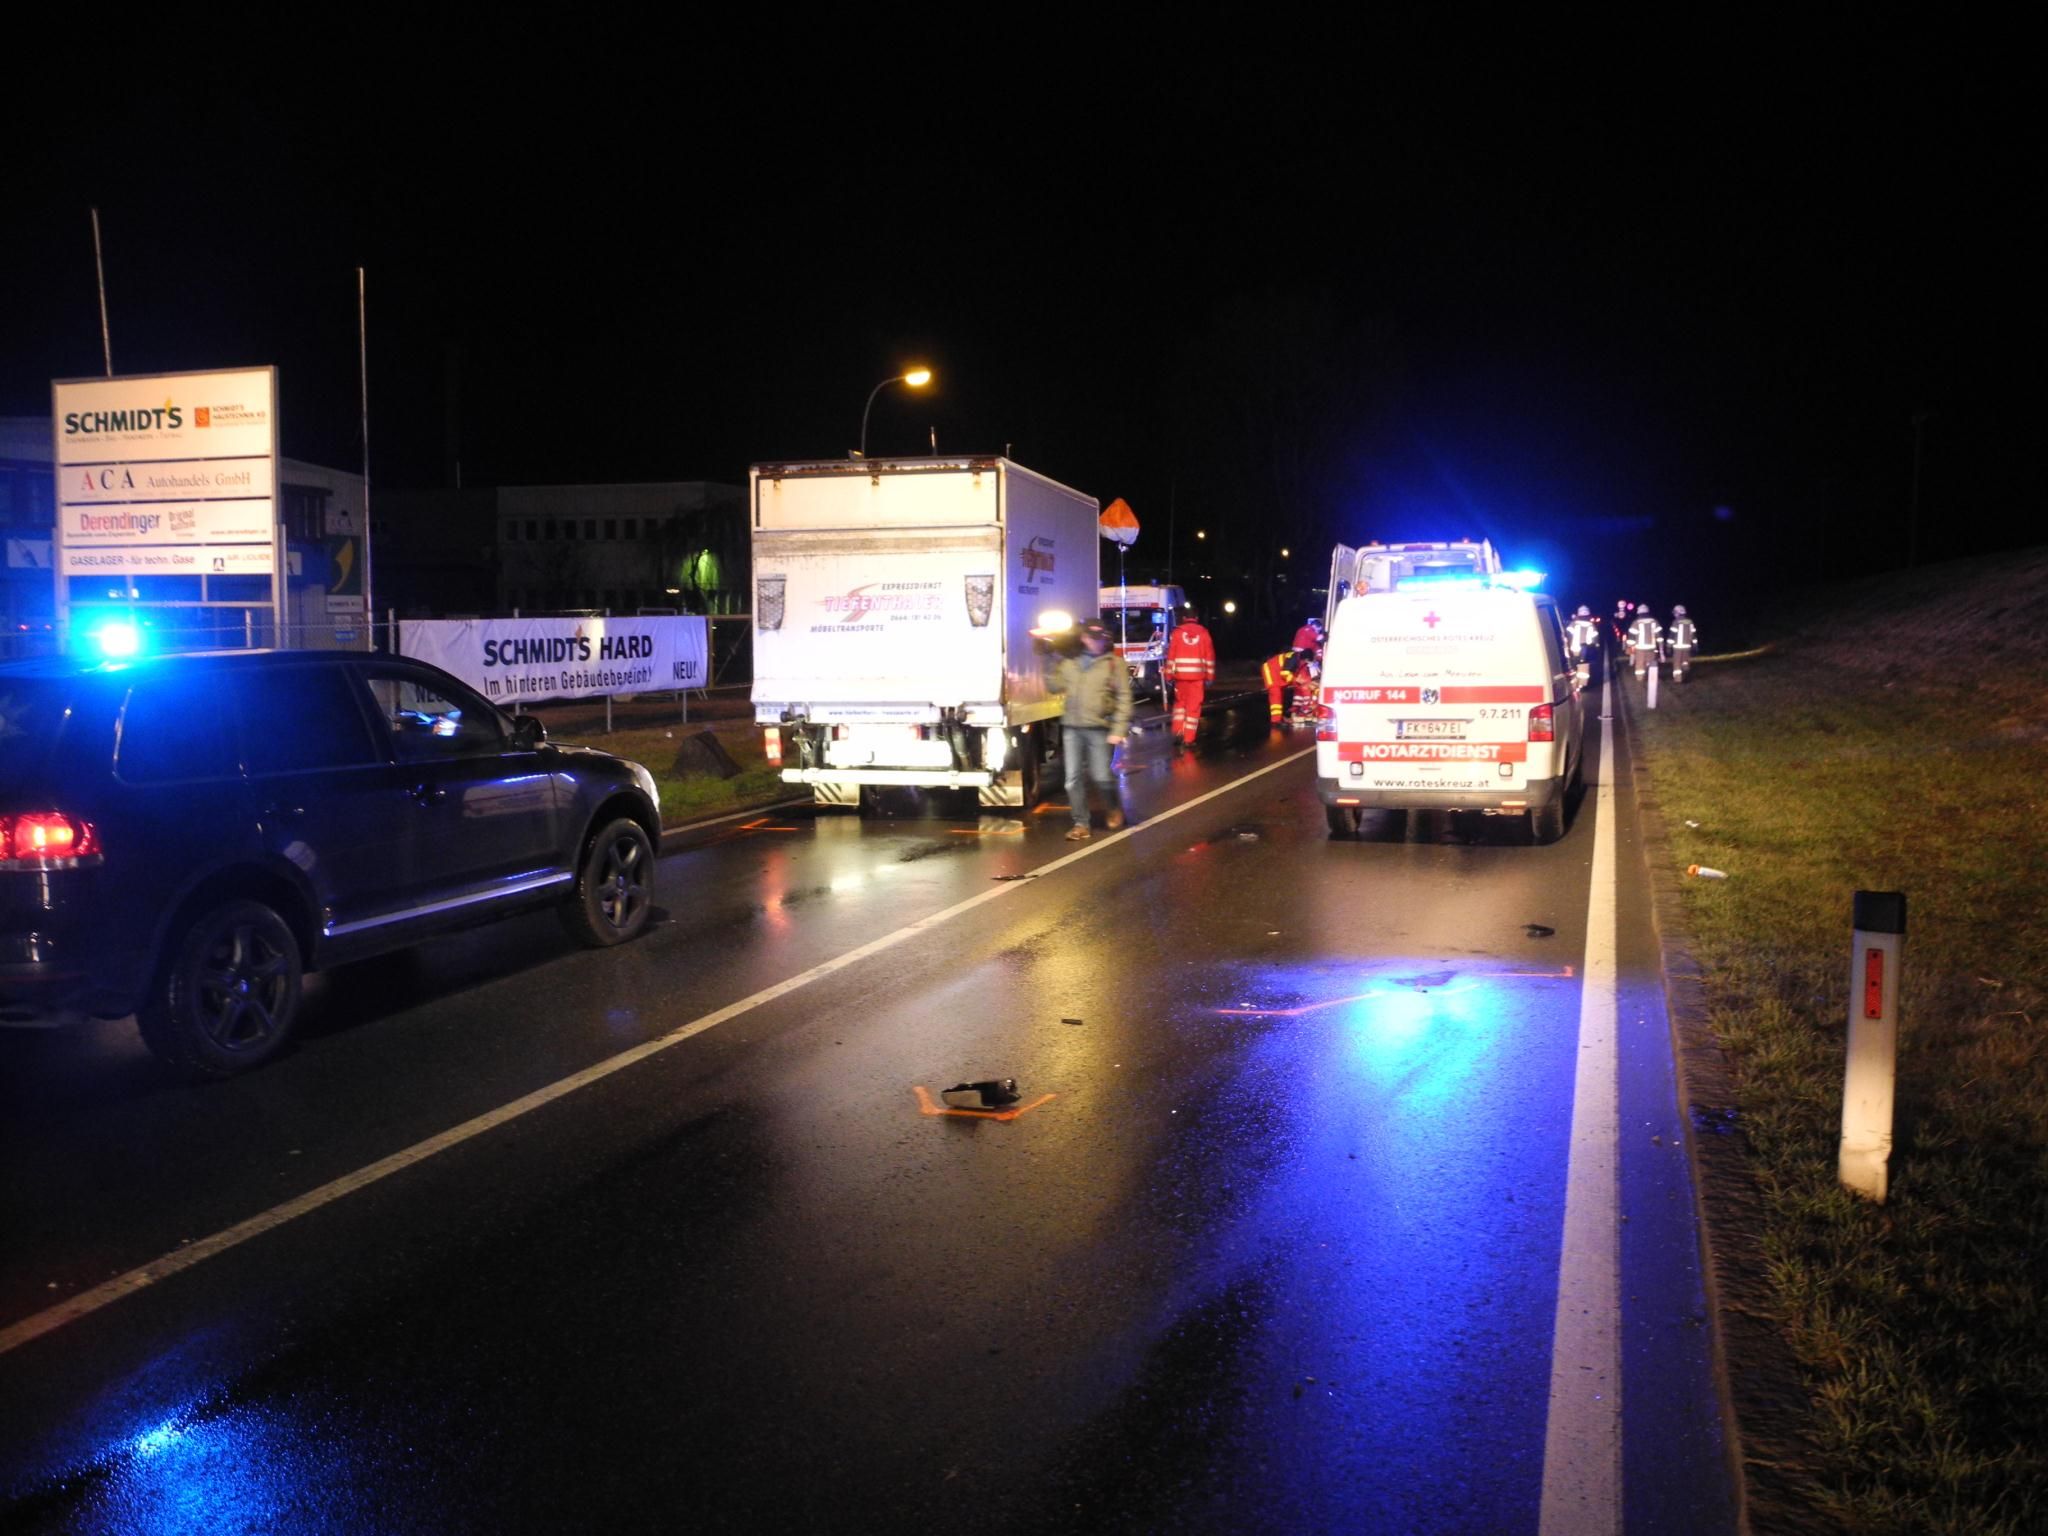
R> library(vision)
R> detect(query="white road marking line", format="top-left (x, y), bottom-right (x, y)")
top-left (1539, 670), bottom-right (1623, 1534)
top-left (0, 747), bottom-right (1318, 1357)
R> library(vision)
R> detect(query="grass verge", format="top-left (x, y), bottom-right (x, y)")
top-left (551, 715), bottom-right (793, 826)
top-left (1632, 552), bottom-right (2048, 1534)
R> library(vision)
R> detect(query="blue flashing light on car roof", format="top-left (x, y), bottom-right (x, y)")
top-left (87, 618), bottom-right (143, 659)
top-left (1494, 568), bottom-right (1547, 590)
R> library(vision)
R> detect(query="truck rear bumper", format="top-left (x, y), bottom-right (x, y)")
top-left (782, 767), bottom-right (997, 789)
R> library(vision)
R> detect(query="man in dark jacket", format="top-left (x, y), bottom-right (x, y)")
top-left (1052, 620), bottom-right (1134, 840)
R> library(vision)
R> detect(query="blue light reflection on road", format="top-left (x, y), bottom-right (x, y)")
top-left (1167, 959), bottom-right (1581, 1532)
top-left (43, 1388), bottom-right (462, 1536)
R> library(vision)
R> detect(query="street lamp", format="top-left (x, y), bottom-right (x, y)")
top-left (859, 368), bottom-right (934, 459)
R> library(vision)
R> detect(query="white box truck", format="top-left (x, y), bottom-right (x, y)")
top-left (750, 456), bottom-right (1099, 811)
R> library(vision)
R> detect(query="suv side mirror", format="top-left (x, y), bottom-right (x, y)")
top-left (511, 714), bottom-right (547, 749)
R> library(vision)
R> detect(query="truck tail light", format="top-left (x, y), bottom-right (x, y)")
top-left (1315, 704), bottom-right (1338, 742)
top-left (1528, 704), bottom-right (1555, 743)
top-left (763, 728), bottom-right (783, 766)
top-left (0, 811), bottom-right (103, 869)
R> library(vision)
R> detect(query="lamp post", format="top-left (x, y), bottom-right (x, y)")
top-left (858, 368), bottom-right (933, 459)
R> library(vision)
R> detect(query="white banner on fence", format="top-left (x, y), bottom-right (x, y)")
top-left (401, 615), bottom-right (710, 706)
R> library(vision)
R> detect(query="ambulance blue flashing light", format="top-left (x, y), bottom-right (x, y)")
top-left (87, 618), bottom-right (143, 659)
top-left (1397, 572), bottom-right (1487, 591)
top-left (1494, 568), bottom-right (1547, 590)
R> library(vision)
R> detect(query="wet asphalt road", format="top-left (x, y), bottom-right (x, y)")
top-left (0, 681), bottom-right (1734, 1535)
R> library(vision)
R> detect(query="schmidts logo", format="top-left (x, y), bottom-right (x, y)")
top-left (1021, 537), bottom-right (1056, 582)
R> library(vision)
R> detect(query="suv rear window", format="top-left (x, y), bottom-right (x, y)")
top-left (117, 678), bottom-right (241, 784)
top-left (235, 667), bottom-right (383, 775)
top-left (0, 679), bottom-right (114, 794)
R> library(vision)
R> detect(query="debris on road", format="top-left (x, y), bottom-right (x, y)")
top-left (1524, 923), bottom-right (1556, 938)
top-left (941, 1079), bottom-right (1021, 1110)
top-left (1684, 819), bottom-right (1702, 828)
top-left (1061, 1017), bottom-right (1084, 1026)
top-left (1687, 864), bottom-right (1729, 879)
top-left (992, 874), bottom-right (1038, 882)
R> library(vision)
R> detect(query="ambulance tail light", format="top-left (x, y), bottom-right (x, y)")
top-left (1, 811), bottom-right (103, 870)
top-left (1528, 704), bottom-right (1555, 743)
top-left (763, 728), bottom-right (783, 766)
top-left (1315, 704), bottom-right (1338, 742)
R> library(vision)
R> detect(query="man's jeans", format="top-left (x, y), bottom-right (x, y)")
top-left (1063, 725), bottom-right (1114, 827)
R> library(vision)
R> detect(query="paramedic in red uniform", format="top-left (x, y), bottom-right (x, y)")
top-left (1292, 615), bottom-right (1323, 655)
top-left (1165, 607), bottom-right (1216, 749)
top-left (1262, 649), bottom-right (1296, 726)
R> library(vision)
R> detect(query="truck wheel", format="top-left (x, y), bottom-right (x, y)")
top-left (1530, 798), bottom-right (1567, 845)
top-left (137, 899), bottom-right (304, 1077)
top-left (560, 818), bottom-right (655, 947)
top-left (1325, 806), bottom-right (1359, 839)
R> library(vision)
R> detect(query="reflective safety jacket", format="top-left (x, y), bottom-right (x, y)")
top-left (1628, 616), bottom-right (1663, 651)
top-left (1566, 617), bottom-right (1600, 653)
top-left (1166, 622), bottom-right (1217, 682)
top-left (1669, 618), bottom-right (1698, 648)
top-left (1261, 652), bottom-right (1295, 689)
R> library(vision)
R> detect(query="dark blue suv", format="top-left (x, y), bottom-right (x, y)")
top-left (0, 649), bottom-right (661, 1075)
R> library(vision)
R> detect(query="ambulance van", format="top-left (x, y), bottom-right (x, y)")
top-left (1315, 583), bottom-right (1585, 842)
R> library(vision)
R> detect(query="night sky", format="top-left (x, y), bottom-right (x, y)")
top-left (5, 24), bottom-right (2031, 631)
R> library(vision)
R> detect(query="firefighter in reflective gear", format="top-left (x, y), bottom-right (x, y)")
top-left (1627, 604), bottom-right (1663, 678)
top-left (1667, 604), bottom-right (1698, 681)
top-left (1261, 648), bottom-right (1296, 726)
top-left (1612, 598), bottom-right (1634, 649)
top-left (1566, 605), bottom-right (1600, 660)
top-left (1164, 608), bottom-right (1217, 748)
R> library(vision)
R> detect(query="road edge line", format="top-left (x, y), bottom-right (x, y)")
top-left (1538, 667), bottom-right (1623, 1534)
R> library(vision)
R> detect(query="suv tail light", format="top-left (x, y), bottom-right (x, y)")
top-left (763, 728), bottom-right (783, 766)
top-left (0, 811), bottom-right (104, 870)
top-left (1315, 704), bottom-right (1338, 742)
top-left (1528, 704), bottom-right (1555, 742)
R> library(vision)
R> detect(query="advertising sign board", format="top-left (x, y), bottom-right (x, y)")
top-left (51, 369), bottom-right (281, 636)
top-left (400, 615), bottom-right (710, 705)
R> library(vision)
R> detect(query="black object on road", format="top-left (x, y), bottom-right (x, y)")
top-left (941, 1079), bottom-right (1022, 1110)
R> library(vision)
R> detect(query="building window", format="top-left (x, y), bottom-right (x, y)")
top-left (583, 519), bottom-right (597, 540)
top-left (526, 520), bottom-right (539, 540)
top-left (505, 522), bottom-right (520, 542)
top-left (604, 519), bottom-right (617, 539)
top-left (279, 484), bottom-right (329, 542)
top-left (545, 519), bottom-right (559, 540)
top-left (623, 518), bottom-right (638, 540)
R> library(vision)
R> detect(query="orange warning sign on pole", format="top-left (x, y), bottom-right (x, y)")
top-left (1099, 498), bottom-right (1140, 549)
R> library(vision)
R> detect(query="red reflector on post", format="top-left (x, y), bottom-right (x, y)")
top-left (763, 729), bottom-right (783, 766)
top-left (1864, 948), bottom-right (1885, 1019)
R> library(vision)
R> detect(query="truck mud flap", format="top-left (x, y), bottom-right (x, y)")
top-left (813, 781), bottom-right (859, 808)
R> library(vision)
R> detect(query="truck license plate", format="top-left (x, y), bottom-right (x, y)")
top-left (1396, 719), bottom-right (1467, 739)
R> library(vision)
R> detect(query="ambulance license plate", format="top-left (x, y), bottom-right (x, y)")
top-left (1396, 718), bottom-right (1467, 739)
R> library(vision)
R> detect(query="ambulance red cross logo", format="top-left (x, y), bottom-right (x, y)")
top-left (1423, 610), bottom-right (1442, 628)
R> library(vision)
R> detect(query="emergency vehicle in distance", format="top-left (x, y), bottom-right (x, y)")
top-left (1316, 571), bottom-right (1586, 844)
top-left (750, 456), bottom-right (1099, 813)
top-left (1096, 582), bottom-right (1186, 697)
top-left (1321, 539), bottom-right (1505, 631)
